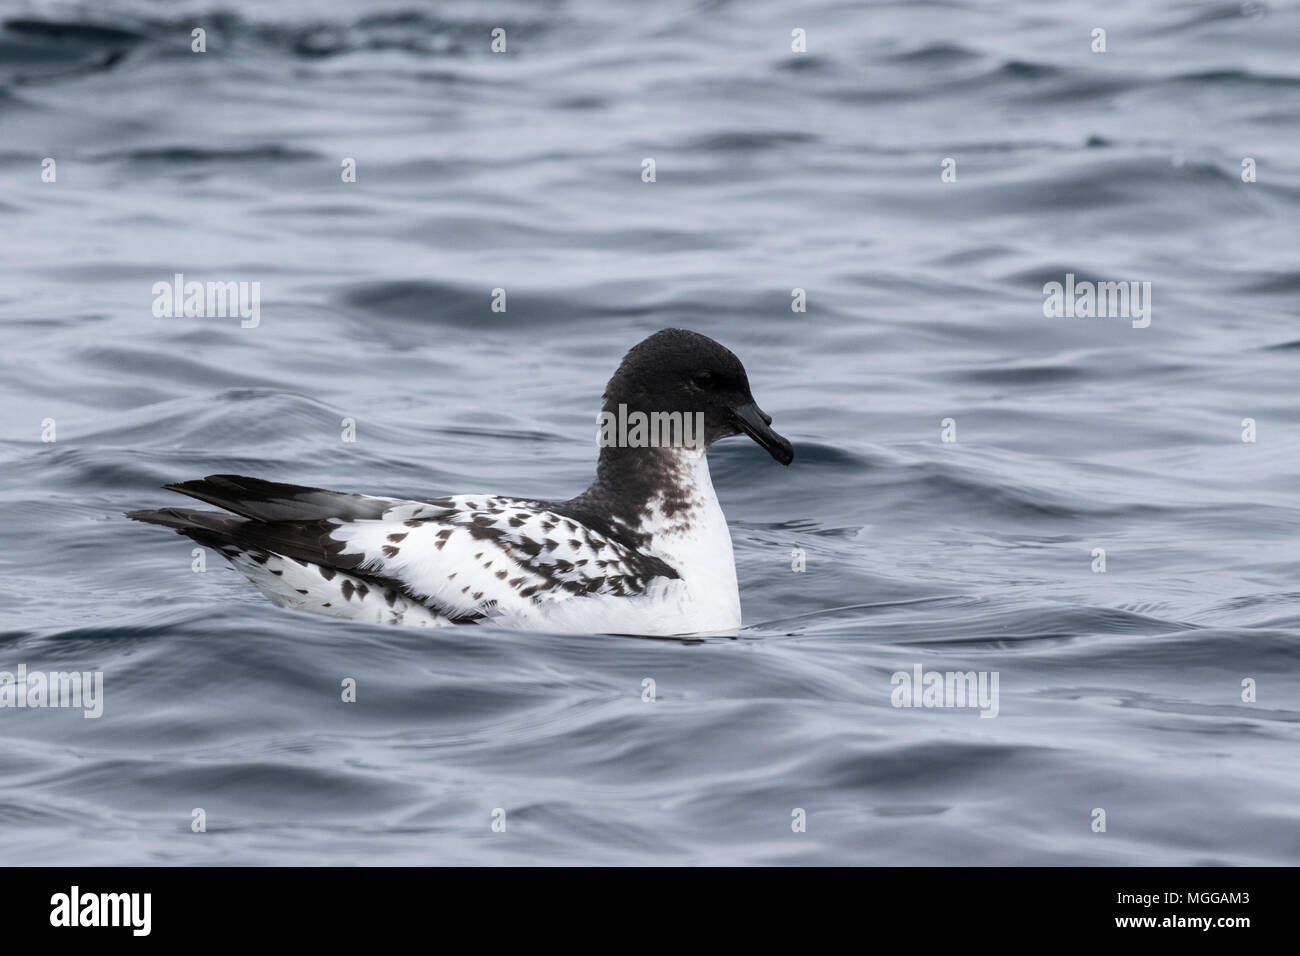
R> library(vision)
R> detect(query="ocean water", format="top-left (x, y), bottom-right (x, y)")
top-left (1, 0), bottom-right (1298, 866)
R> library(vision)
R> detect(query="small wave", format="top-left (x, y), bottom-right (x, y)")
top-left (94, 145), bottom-right (321, 165)
top-left (882, 41), bottom-right (983, 66)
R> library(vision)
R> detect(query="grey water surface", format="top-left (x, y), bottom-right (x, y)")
top-left (0, 0), bottom-right (1298, 865)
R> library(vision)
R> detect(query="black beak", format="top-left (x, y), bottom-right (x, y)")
top-left (731, 402), bottom-right (794, 466)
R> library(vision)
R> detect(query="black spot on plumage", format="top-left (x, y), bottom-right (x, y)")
top-left (342, 580), bottom-right (355, 601)
top-left (404, 519), bottom-right (423, 528)
top-left (251, 552), bottom-right (269, 565)
top-left (385, 590), bottom-right (397, 607)
top-left (544, 539), bottom-right (559, 551)
top-left (467, 515), bottom-right (505, 542)
top-left (382, 545), bottom-right (400, 558)
top-left (568, 538), bottom-right (581, 549)
top-left (520, 585), bottom-right (540, 598)
top-left (495, 569), bottom-right (507, 579)
top-left (323, 602), bottom-right (332, 607)
top-left (508, 517), bottom-right (525, 528)
top-left (270, 568), bottom-right (283, 576)
top-left (473, 591), bottom-right (483, 600)
top-left (356, 583), bottom-right (369, 600)
top-left (320, 566), bottom-right (335, 580)
top-left (509, 577), bottom-right (523, 587)
top-left (387, 532), bottom-right (408, 542)
top-left (517, 537), bottom-right (543, 558)
top-left (296, 588), bottom-right (308, 595)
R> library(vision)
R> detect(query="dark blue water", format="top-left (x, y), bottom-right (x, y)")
top-left (1, 0), bottom-right (1298, 865)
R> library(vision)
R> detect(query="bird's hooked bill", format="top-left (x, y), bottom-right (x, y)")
top-left (731, 402), bottom-right (794, 465)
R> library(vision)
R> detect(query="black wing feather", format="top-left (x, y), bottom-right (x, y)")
top-left (162, 474), bottom-right (392, 523)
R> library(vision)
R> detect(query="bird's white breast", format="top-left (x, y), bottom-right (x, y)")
top-left (627, 448), bottom-right (741, 633)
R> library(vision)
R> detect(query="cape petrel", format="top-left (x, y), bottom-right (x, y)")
top-left (128, 328), bottom-right (794, 635)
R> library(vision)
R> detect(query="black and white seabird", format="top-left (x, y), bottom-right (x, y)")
top-left (128, 328), bottom-right (794, 635)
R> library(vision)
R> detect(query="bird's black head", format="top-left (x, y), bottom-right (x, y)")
top-left (600, 328), bottom-right (794, 465)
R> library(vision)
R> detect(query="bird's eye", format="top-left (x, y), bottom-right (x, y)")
top-left (693, 370), bottom-right (714, 388)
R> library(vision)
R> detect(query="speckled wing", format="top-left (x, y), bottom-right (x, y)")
top-left (330, 494), bottom-right (678, 620)
top-left (130, 475), bottom-right (681, 626)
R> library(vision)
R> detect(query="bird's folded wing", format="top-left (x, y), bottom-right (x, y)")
top-left (331, 495), bottom-right (678, 618)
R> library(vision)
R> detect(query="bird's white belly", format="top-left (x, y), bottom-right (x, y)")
top-left (506, 574), bottom-right (740, 636)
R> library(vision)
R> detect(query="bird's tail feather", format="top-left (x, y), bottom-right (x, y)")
top-left (125, 506), bottom-right (248, 550)
top-left (159, 474), bottom-right (391, 522)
